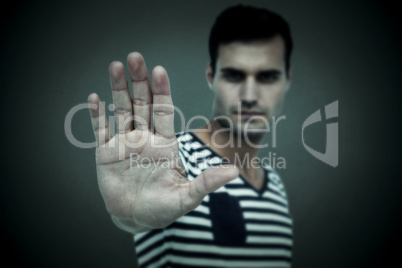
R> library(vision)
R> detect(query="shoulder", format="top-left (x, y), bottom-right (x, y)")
top-left (175, 131), bottom-right (194, 145)
top-left (175, 131), bottom-right (210, 180)
top-left (175, 131), bottom-right (210, 155)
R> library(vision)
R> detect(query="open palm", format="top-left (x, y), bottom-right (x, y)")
top-left (88, 53), bottom-right (238, 232)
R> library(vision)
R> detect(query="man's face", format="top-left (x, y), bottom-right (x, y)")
top-left (207, 35), bottom-right (291, 138)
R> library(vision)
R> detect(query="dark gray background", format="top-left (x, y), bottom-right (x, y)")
top-left (1, 0), bottom-right (401, 267)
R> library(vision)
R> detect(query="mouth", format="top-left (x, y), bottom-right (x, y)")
top-left (233, 111), bottom-right (266, 118)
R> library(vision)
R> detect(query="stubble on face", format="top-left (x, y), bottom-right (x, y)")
top-left (213, 98), bottom-right (270, 141)
top-left (210, 36), bottom-right (289, 142)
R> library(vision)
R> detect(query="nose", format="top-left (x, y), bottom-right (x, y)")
top-left (240, 77), bottom-right (258, 108)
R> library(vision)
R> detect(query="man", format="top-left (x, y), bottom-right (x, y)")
top-left (88, 5), bottom-right (293, 267)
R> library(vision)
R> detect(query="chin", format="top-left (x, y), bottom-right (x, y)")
top-left (233, 124), bottom-right (267, 139)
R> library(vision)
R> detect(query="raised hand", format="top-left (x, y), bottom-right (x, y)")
top-left (88, 52), bottom-right (238, 233)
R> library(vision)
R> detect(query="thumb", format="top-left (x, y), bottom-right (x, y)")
top-left (188, 164), bottom-right (239, 205)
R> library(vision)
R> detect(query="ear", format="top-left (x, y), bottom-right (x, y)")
top-left (206, 63), bottom-right (213, 90)
top-left (285, 66), bottom-right (292, 92)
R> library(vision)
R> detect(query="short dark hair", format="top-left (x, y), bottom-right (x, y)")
top-left (209, 5), bottom-right (293, 76)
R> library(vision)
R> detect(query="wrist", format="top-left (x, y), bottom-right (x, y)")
top-left (111, 215), bottom-right (151, 234)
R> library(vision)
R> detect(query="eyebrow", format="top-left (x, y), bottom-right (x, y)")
top-left (220, 67), bottom-right (282, 76)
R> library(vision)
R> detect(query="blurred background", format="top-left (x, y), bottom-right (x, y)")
top-left (1, 0), bottom-right (401, 267)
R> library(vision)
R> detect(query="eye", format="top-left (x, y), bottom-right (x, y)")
top-left (258, 73), bottom-right (279, 83)
top-left (223, 72), bottom-right (244, 82)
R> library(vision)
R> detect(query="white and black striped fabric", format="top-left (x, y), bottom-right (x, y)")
top-left (134, 132), bottom-right (293, 268)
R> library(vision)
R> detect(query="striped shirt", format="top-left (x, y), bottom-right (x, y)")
top-left (134, 131), bottom-right (293, 267)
